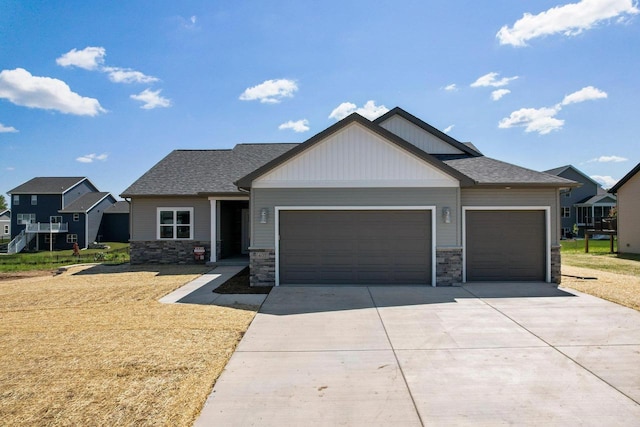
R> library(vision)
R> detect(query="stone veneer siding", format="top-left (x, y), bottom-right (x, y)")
top-left (436, 248), bottom-right (462, 286)
top-left (250, 248), bottom-right (276, 287)
top-left (130, 240), bottom-right (211, 264)
top-left (551, 245), bottom-right (561, 284)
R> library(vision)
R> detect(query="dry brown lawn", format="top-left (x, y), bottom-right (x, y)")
top-left (562, 263), bottom-right (640, 311)
top-left (0, 264), bottom-right (259, 426)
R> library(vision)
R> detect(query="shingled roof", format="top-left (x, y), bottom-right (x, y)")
top-left (444, 157), bottom-right (578, 187)
top-left (121, 144), bottom-right (298, 197)
top-left (9, 177), bottom-right (92, 194)
top-left (59, 192), bottom-right (114, 213)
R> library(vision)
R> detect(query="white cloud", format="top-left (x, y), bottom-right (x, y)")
top-left (491, 89), bottom-right (511, 101)
top-left (191, 15), bottom-right (197, 24)
top-left (0, 68), bottom-right (105, 116)
top-left (278, 119), bottom-right (310, 132)
top-left (471, 72), bottom-right (518, 88)
top-left (443, 124), bottom-right (455, 133)
top-left (498, 106), bottom-right (564, 134)
top-left (76, 153), bottom-right (108, 163)
top-left (328, 100), bottom-right (389, 121)
top-left (591, 175), bottom-right (618, 188)
top-left (0, 123), bottom-right (18, 133)
top-left (56, 46), bottom-right (106, 70)
top-left (130, 89), bottom-right (171, 109)
top-left (561, 86), bottom-right (608, 105)
top-left (6, 166), bottom-right (15, 171)
top-left (239, 79), bottom-right (298, 103)
top-left (497, 0), bottom-right (639, 47)
top-left (588, 155), bottom-right (628, 163)
top-left (103, 67), bottom-right (159, 84)
top-left (444, 83), bottom-right (458, 91)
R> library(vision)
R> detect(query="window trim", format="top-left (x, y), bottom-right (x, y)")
top-left (17, 213), bottom-right (36, 225)
top-left (13, 195), bottom-right (19, 206)
top-left (561, 207), bottom-right (571, 218)
top-left (31, 195), bottom-right (38, 205)
top-left (3, 225), bottom-right (8, 234)
top-left (50, 216), bottom-right (62, 224)
top-left (73, 213), bottom-right (80, 222)
top-left (67, 234), bottom-right (78, 243)
top-left (157, 207), bottom-right (194, 240)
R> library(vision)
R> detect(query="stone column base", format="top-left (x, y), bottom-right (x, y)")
top-left (436, 247), bottom-right (463, 286)
top-left (250, 248), bottom-right (275, 287)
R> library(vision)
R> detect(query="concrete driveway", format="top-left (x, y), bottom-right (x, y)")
top-left (195, 283), bottom-right (640, 426)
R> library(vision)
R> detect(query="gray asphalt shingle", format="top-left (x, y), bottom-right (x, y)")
top-left (59, 192), bottom-right (113, 213)
top-left (9, 177), bottom-right (88, 194)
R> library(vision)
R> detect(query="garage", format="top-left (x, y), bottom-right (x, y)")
top-left (278, 210), bottom-right (432, 285)
top-left (465, 209), bottom-right (546, 281)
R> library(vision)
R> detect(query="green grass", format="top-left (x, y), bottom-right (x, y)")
top-left (561, 238), bottom-right (640, 276)
top-left (0, 243), bottom-right (130, 272)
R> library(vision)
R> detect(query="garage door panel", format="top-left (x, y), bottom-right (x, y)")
top-left (466, 210), bottom-right (545, 282)
top-left (279, 210), bottom-right (432, 285)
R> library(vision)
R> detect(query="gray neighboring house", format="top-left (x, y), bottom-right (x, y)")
top-left (123, 107), bottom-right (577, 286)
top-left (545, 165), bottom-right (616, 238)
top-left (609, 162), bottom-right (640, 254)
top-left (0, 209), bottom-right (10, 241)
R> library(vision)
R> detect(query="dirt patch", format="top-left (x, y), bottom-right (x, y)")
top-left (0, 270), bottom-right (54, 282)
top-left (0, 264), bottom-right (257, 426)
top-left (214, 267), bottom-right (271, 294)
top-left (562, 264), bottom-right (640, 311)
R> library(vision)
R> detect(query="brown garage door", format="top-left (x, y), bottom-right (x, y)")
top-left (466, 210), bottom-right (545, 281)
top-left (279, 210), bottom-right (431, 285)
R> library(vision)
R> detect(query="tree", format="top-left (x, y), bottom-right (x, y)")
top-left (0, 194), bottom-right (6, 211)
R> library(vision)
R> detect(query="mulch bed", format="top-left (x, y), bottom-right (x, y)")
top-left (214, 267), bottom-right (271, 294)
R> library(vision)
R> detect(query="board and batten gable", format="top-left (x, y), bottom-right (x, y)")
top-left (377, 115), bottom-right (464, 155)
top-left (460, 188), bottom-right (561, 244)
top-left (251, 122), bottom-right (459, 189)
top-left (251, 187), bottom-right (460, 249)
top-left (63, 180), bottom-right (99, 207)
top-left (129, 197), bottom-right (211, 241)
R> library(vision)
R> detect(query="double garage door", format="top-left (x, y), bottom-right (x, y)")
top-left (279, 210), bottom-right (432, 285)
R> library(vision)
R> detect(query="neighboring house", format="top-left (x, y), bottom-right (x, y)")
top-left (544, 165), bottom-right (616, 238)
top-left (7, 177), bottom-right (128, 252)
top-left (122, 107), bottom-right (577, 286)
top-left (98, 201), bottom-right (130, 243)
top-left (0, 209), bottom-right (10, 241)
top-left (609, 162), bottom-right (640, 254)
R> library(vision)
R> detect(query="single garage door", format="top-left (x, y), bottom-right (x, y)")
top-left (466, 210), bottom-right (545, 281)
top-left (279, 210), bottom-right (432, 285)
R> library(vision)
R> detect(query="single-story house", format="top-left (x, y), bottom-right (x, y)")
top-left (609, 162), bottom-right (640, 254)
top-left (122, 107), bottom-right (577, 286)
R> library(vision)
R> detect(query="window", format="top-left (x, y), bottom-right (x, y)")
top-left (157, 208), bottom-right (193, 239)
top-left (563, 191), bottom-right (572, 198)
top-left (3, 225), bottom-right (8, 234)
top-left (50, 216), bottom-right (62, 224)
top-left (44, 234), bottom-right (55, 244)
top-left (66, 234), bottom-right (78, 243)
top-left (561, 207), bottom-right (571, 218)
top-left (13, 195), bottom-right (19, 205)
top-left (31, 195), bottom-right (37, 205)
top-left (17, 213), bottom-right (36, 225)
top-left (562, 227), bottom-right (571, 238)
top-left (73, 213), bottom-right (80, 222)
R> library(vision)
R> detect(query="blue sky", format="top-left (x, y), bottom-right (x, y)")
top-left (1, 0), bottom-right (639, 199)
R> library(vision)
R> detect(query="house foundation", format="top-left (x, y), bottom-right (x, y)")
top-left (130, 240), bottom-right (211, 264)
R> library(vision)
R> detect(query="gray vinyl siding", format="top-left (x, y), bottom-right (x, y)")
top-left (130, 197), bottom-right (210, 241)
top-left (64, 181), bottom-right (98, 207)
top-left (86, 196), bottom-right (116, 245)
top-left (251, 187), bottom-right (459, 249)
top-left (461, 188), bottom-right (560, 244)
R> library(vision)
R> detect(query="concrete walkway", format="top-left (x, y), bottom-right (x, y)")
top-left (195, 282), bottom-right (640, 426)
top-left (159, 265), bottom-right (267, 307)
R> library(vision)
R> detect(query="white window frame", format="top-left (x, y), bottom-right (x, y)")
top-left (157, 207), bottom-right (194, 240)
top-left (44, 234), bottom-right (54, 244)
top-left (17, 213), bottom-right (36, 225)
top-left (561, 207), bottom-right (571, 218)
top-left (13, 195), bottom-right (19, 205)
top-left (31, 195), bottom-right (38, 205)
top-left (3, 225), bottom-right (8, 234)
top-left (67, 234), bottom-right (78, 243)
top-left (50, 216), bottom-right (62, 224)
top-left (274, 206), bottom-right (437, 287)
top-left (73, 213), bottom-right (80, 222)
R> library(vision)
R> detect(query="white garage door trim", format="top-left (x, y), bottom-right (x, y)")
top-left (275, 206), bottom-right (437, 287)
top-left (462, 206), bottom-right (551, 283)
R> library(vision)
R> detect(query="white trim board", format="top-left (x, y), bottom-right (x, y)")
top-left (274, 206), bottom-right (437, 287)
top-left (461, 206), bottom-right (551, 283)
